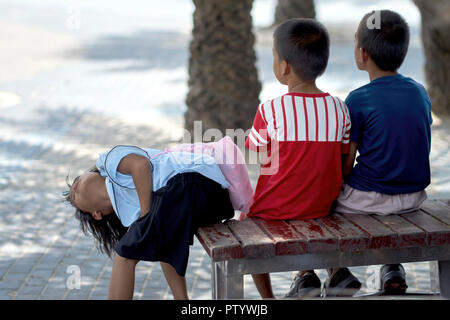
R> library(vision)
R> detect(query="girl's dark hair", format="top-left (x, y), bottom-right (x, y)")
top-left (63, 167), bottom-right (128, 258)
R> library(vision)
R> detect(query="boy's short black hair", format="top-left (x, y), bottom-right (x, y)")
top-left (357, 10), bottom-right (410, 72)
top-left (274, 18), bottom-right (330, 81)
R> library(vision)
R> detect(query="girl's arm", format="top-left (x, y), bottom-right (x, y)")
top-left (117, 153), bottom-right (153, 217)
top-left (342, 141), bottom-right (358, 177)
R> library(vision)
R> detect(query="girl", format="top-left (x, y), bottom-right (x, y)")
top-left (64, 138), bottom-right (252, 299)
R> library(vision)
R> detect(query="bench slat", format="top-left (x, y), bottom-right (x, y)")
top-left (316, 214), bottom-right (370, 251)
top-left (287, 219), bottom-right (337, 253)
top-left (253, 218), bottom-right (307, 255)
top-left (373, 214), bottom-right (426, 247)
top-left (226, 219), bottom-right (275, 258)
top-left (401, 210), bottom-right (450, 246)
top-left (196, 199), bottom-right (450, 263)
top-left (341, 213), bottom-right (398, 249)
top-left (420, 199), bottom-right (450, 226)
top-left (196, 223), bottom-right (244, 261)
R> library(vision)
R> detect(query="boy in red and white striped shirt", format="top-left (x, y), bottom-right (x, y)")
top-left (246, 18), bottom-right (351, 298)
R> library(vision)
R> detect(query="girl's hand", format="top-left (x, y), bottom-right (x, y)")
top-left (117, 153), bottom-right (152, 217)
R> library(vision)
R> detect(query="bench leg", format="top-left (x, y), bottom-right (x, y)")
top-left (438, 260), bottom-right (450, 299)
top-left (211, 261), bottom-right (244, 299)
top-left (429, 261), bottom-right (440, 294)
top-left (211, 261), bottom-right (224, 299)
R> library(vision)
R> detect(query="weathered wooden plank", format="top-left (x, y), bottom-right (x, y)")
top-left (288, 219), bottom-right (337, 253)
top-left (373, 214), bottom-right (426, 247)
top-left (316, 214), bottom-right (370, 252)
top-left (197, 201), bottom-right (450, 262)
top-left (196, 223), bottom-right (244, 261)
top-left (401, 210), bottom-right (450, 246)
top-left (226, 219), bottom-right (275, 258)
top-left (342, 213), bottom-right (398, 249)
top-left (420, 199), bottom-right (450, 226)
top-left (253, 218), bottom-right (307, 256)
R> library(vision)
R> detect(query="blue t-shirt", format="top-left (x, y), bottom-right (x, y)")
top-left (345, 74), bottom-right (432, 195)
top-left (96, 145), bottom-right (229, 226)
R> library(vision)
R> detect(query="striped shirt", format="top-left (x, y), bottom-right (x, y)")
top-left (245, 92), bottom-right (351, 220)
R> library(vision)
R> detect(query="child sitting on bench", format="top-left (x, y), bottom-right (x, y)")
top-left (243, 18), bottom-right (351, 299)
top-left (329, 9), bottom-right (432, 296)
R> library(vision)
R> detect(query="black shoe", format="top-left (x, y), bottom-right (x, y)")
top-left (285, 271), bottom-right (321, 298)
top-left (322, 268), bottom-right (362, 297)
top-left (380, 264), bottom-right (408, 295)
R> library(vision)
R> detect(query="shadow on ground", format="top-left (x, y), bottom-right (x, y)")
top-left (64, 30), bottom-right (190, 72)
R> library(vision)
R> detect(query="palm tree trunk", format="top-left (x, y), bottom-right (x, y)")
top-left (413, 0), bottom-right (450, 116)
top-left (185, 0), bottom-right (261, 136)
top-left (274, 0), bottom-right (316, 26)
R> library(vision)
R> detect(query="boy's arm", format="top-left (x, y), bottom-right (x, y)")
top-left (342, 92), bottom-right (361, 178)
top-left (342, 141), bottom-right (358, 177)
top-left (117, 153), bottom-right (153, 217)
top-left (246, 104), bottom-right (270, 153)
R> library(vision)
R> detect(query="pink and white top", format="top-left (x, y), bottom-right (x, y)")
top-left (165, 136), bottom-right (254, 214)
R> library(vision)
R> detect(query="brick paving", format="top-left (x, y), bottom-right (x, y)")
top-left (0, 0), bottom-right (447, 300)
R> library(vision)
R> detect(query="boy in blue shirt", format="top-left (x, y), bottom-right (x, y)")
top-left (331, 10), bottom-right (432, 296)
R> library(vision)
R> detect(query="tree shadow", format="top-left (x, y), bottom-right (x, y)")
top-left (64, 30), bottom-right (190, 72)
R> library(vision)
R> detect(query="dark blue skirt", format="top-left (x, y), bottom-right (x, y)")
top-left (114, 172), bottom-right (234, 276)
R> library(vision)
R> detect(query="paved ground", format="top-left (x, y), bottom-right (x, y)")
top-left (0, 0), bottom-right (448, 300)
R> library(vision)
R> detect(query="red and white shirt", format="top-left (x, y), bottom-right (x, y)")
top-left (245, 92), bottom-right (351, 220)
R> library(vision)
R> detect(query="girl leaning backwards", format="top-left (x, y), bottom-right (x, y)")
top-left (63, 138), bottom-right (253, 299)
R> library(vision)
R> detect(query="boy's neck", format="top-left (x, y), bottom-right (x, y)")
top-left (367, 65), bottom-right (398, 82)
top-left (287, 79), bottom-right (323, 94)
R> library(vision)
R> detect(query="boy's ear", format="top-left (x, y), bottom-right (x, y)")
top-left (359, 47), bottom-right (370, 63)
top-left (92, 210), bottom-right (103, 221)
top-left (281, 60), bottom-right (290, 75)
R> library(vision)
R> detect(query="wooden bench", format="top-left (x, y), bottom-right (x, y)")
top-left (196, 199), bottom-right (450, 299)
